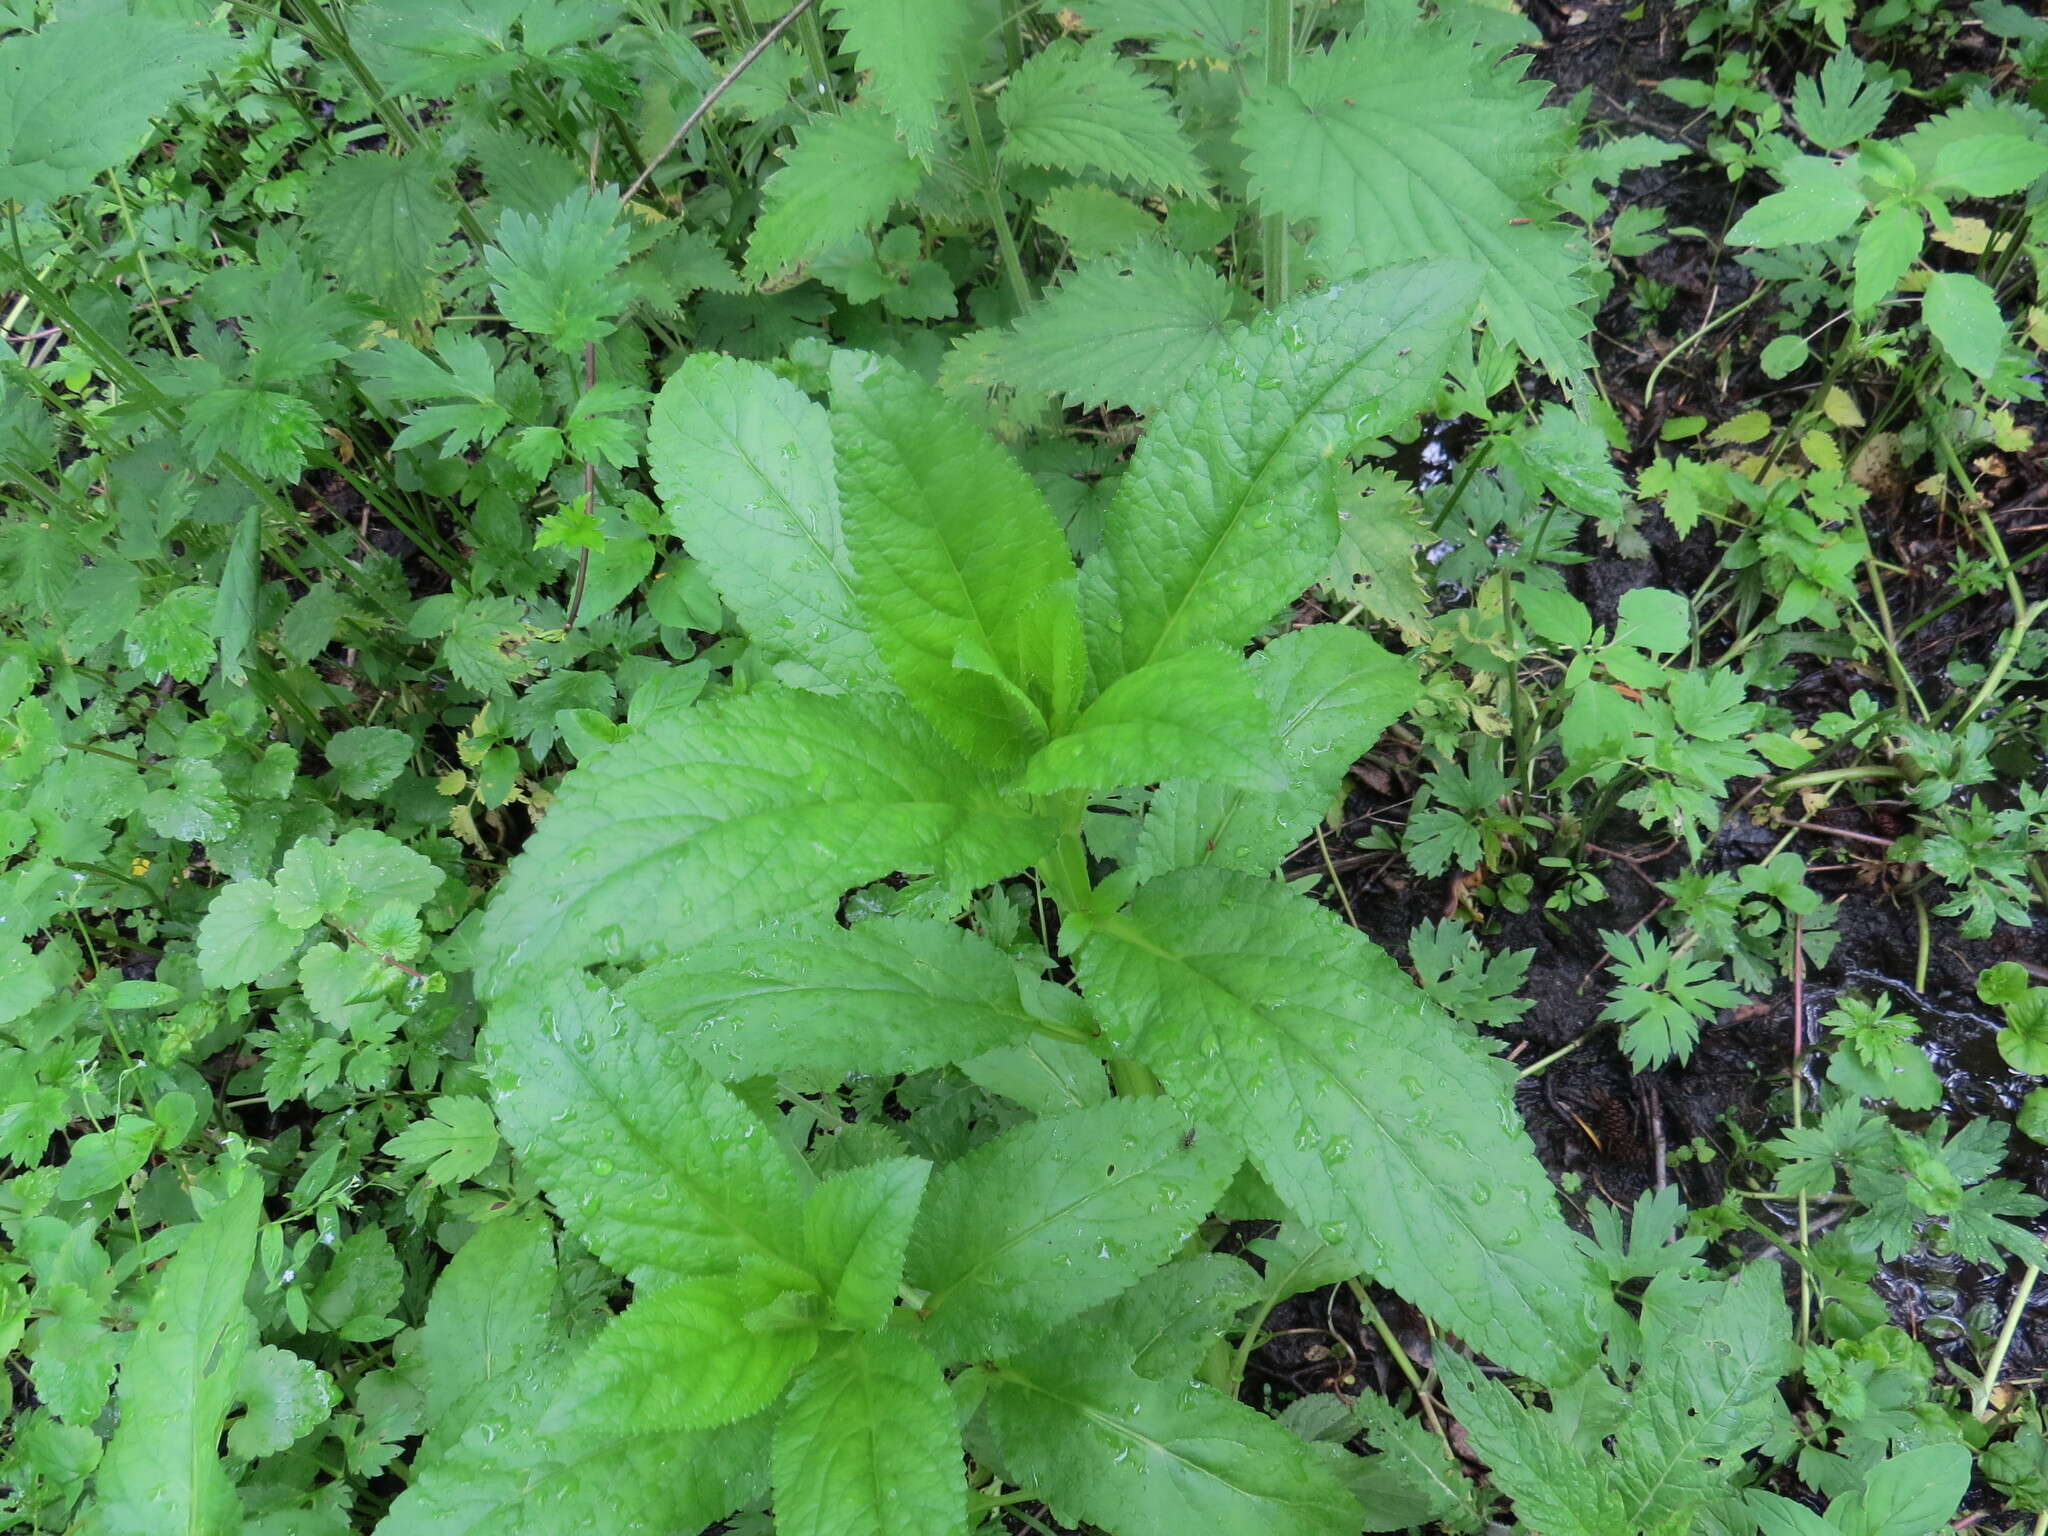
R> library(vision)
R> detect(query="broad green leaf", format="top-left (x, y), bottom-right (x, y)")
top-left (1067, 0), bottom-right (1262, 63)
top-left (1437, 1352), bottom-right (1629, 1536)
top-left (804, 1156), bottom-right (931, 1331)
top-left (194, 879), bottom-right (304, 988)
top-left (326, 724), bottom-right (415, 798)
top-left (484, 975), bottom-right (809, 1284)
top-left (1851, 203), bottom-right (1922, 314)
top-left (1078, 869), bottom-right (1599, 1382)
top-left (211, 503), bottom-right (261, 687)
top-left (81, 1181), bottom-right (262, 1536)
top-left (226, 1346), bottom-right (336, 1460)
top-left (746, 105), bottom-right (924, 282)
top-left (420, 1215), bottom-right (564, 1450)
top-left (1060, 1252), bottom-right (1260, 1382)
top-left (377, 1362), bottom-right (770, 1536)
top-left (472, 688), bottom-right (1054, 994)
top-left (623, 916), bottom-right (1046, 1080)
top-left (305, 149), bottom-right (462, 325)
top-left (1237, 14), bottom-right (1588, 377)
top-left (825, 0), bottom-right (977, 158)
top-left (1792, 50), bottom-right (1893, 149)
top-left (647, 354), bottom-right (881, 688)
top-left (960, 1034), bottom-right (1113, 1115)
top-left (976, 245), bottom-right (1240, 415)
top-left (905, 1098), bottom-right (1237, 1359)
top-left (1136, 625), bottom-right (1418, 880)
top-left (1923, 271), bottom-right (2007, 379)
top-left (1929, 133), bottom-right (2048, 196)
top-left (485, 187), bottom-right (632, 354)
top-left (1848, 1443), bottom-right (1972, 1536)
top-left (998, 39), bottom-right (1207, 197)
top-left (1350, 1389), bottom-right (1482, 1532)
top-left (0, 11), bottom-right (240, 207)
top-left (273, 828), bottom-right (443, 930)
top-left (1081, 262), bottom-right (1479, 683)
top-left (1022, 646), bottom-right (1282, 794)
top-left (571, 1272), bottom-right (818, 1429)
top-left (1727, 156), bottom-right (1867, 246)
top-left (832, 351), bottom-right (1086, 763)
top-left (772, 1332), bottom-right (962, 1536)
top-left (980, 1353), bottom-right (1362, 1536)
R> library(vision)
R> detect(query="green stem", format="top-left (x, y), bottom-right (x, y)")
top-left (1972, 1264), bottom-right (2040, 1420)
top-left (956, 67), bottom-right (1031, 314)
top-left (1258, 0), bottom-right (1292, 305)
top-left (1945, 597), bottom-right (2047, 728)
top-left (1769, 764), bottom-right (1905, 794)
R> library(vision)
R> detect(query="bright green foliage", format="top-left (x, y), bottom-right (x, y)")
top-left (745, 105), bottom-right (924, 281)
top-left (485, 187), bottom-right (633, 354)
top-left (825, 0), bottom-right (977, 158)
top-left (304, 150), bottom-right (462, 325)
top-left (998, 40), bottom-right (1207, 197)
top-left (1238, 14), bottom-right (1591, 376)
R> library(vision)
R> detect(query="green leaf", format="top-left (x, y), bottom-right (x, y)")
top-left (473, 688), bottom-right (1054, 993)
top-left (1437, 1352), bottom-right (1629, 1536)
top-left (383, 1096), bottom-right (501, 1186)
top-left (305, 149), bottom-right (461, 325)
top-left (975, 246), bottom-right (1239, 415)
top-left (1350, 1389), bottom-right (1481, 1531)
top-left (1078, 869), bottom-right (1599, 1383)
top-left (1929, 133), bottom-right (2048, 196)
top-left (227, 1346), bottom-right (337, 1459)
top-left (80, 1181), bottom-right (262, 1536)
top-left (1067, 0), bottom-right (1262, 63)
top-left (1616, 586), bottom-right (1691, 652)
top-left (980, 1353), bottom-right (1362, 1536)
top-left (378, 1364), bottom-right (770, 1536)
top-left (805, 1156), bottom-right (931, 1331)
top-left (905, 1098), bottom-right (1237, 1360)
top-left (622, 916), bottom-right (1045, 1080)
top-left (998, 39), bottom-right (1206, 197)
top-left (571, 1272), bottom-right (818, 1429)
top-left (1727, 155), bottom-right (1867, 246)
top-left (126, 585), bottom-right (218, 683)
top-left (195, 879), bottom-right (304, 988)
top-left (1059, 1252), bottom-right (1259, 1381)
top-left (1850, 1443), bottom-right (1972, 1536)
top-left (274, 828), bottom-right (443, 930)
top-left (1851, 203), bottom-right (1923, 313)
top-left (1082, 261), bottom-right (1479, 682)
top-left (485, 186), bottom-right (632, 353)
top-left (1923, 271), bottom-right (2007, 380)
top-left (326, 725), bottom-right (414, 798)
top-left (1237, 14), bottom-right (1589, 377)
top-left (1022, 646), bottom-right (1283, 794)
top-left (211, 503), bottom-right (261, 687)
top-left (1792, 51), bottom-right (1893, 150)
top-left (832, 351), bottom-right (1085, 764)
top-left (746, 105), bottom-right (924, 282)
top-left (647, 354), bottom-right (882, 688)
top-left (772, 1332), bottom-right (962, 1536)
top-left (57, 1117), bottom-right (159, 1201)
top-left (0, 11), bottom-right (240, 207)
top-left (420, 1216), bottom-right (564, 1449)
top-left (1137, 625), bottom-right (1418, 880)
top-left (825, 0), bottom-right (977, 157)
top-left (484, 975), bottom-right (810, 1285)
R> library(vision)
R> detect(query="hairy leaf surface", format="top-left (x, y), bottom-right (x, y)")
top-left (825, 0), bottom-right (977, 157)
top-left (998, 39), bottom-right (1207, 196)
top-left (746, 105), bottom-right (924, 281)
top-left (1080, 262), bottom-right (1479, 683)
top-left (1079, 869), bottom-right (1598, 1381)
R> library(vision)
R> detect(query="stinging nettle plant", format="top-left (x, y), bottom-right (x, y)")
top-left (382, 261), bottom-right (1611, 1536)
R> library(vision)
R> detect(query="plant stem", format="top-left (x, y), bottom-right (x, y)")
top-left (1971, 1263), bottom-right (2040, 1420)
top-left (1258, 0), bottom-right (1292, 305)
top-left (956, 67), bottom-right (1032, 315)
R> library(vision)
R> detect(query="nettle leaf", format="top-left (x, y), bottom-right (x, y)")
top-left (832, 351), bottom-right (1086, 765)
top-left (1081, 261), bottom-right (1479, 683)
top-left (0, 10), bottom-right (240, 206)
top-left (1079, 869), bottom-right (1599, 1383)
top-left (305, 149), bottom-right (461, 325)
top-left (378, 1361), bottom-right (771, 1536)
top-left (1067, 0), bottom-right (1262, 64)
top-left (485, 975), bottom-right (810, 1285)
top-left (973, 246), bottom-right (1240, 414)
top-left (647, 354), bottom-right (883, 688)
top-left (1020, 645), bottom-right (1284, 794)
top-left (746, 104), bottom-right (925, 282)
top-left (804, 1156), bottom-right (932, 1331)
top-left (1238, 14), bottom-right (1590, 377)
top-left (772, 1331), bottom-right (962, 1536)
top-left (80, 1181), bottom-right (261, 1536)
top-left (980, 1351), bottom-right (1362, 1536)
top-left (472, 688), bottom-right (1054, 993)
top-left (905, 1097), bottom-right (1237, 1360)
top-left (825, 0), bottom-right (978, 157)
top-left (1437, 1352), bottom-right (1629, 1536)
top-left (998, 39), bottom-right (1207, 197)
top-left (571, 1271), bottom-right (819, 1430)
top-left (1137, 625), bottom-right (1417, 880)
top-left (623, 916), bottom-right (1046, 1079)
top-left (485, 186), bottom-right (632, 354)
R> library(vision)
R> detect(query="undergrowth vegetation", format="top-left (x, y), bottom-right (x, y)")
top-left (2, 0), bottom-right (2047, 1532)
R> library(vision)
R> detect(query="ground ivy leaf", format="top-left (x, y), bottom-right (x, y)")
top-left (473, 689), bottom-right (1054, 995)
top-left (980, 1354), bottom-right (1362, 1536)
top-left (227, 1345), bottom-right (338, 1460)
top-left (485, 974), bottom-right (810, 1285)
top-left (325, 725), bottom-right (415, 798)
top-left (771, 1332), bottom-right (962, 1536)
top-left (1020, 645), bottom-right (1285, 795)
top-left (905, 1098), bottom-right (1237, 1360)
top-left (647, 354), bottom-right (882, 688)
top-left (79, 1180), bottom-right (261, 1536)
top-left (1080, 261), bottom-right (1479, 684)
top-left (625, 915), bottom-right (1041, 1080)
top-left (832, 349), bottom-right (1086, 765)
top-left (1078, 869), bottom-right (1601, 1383)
